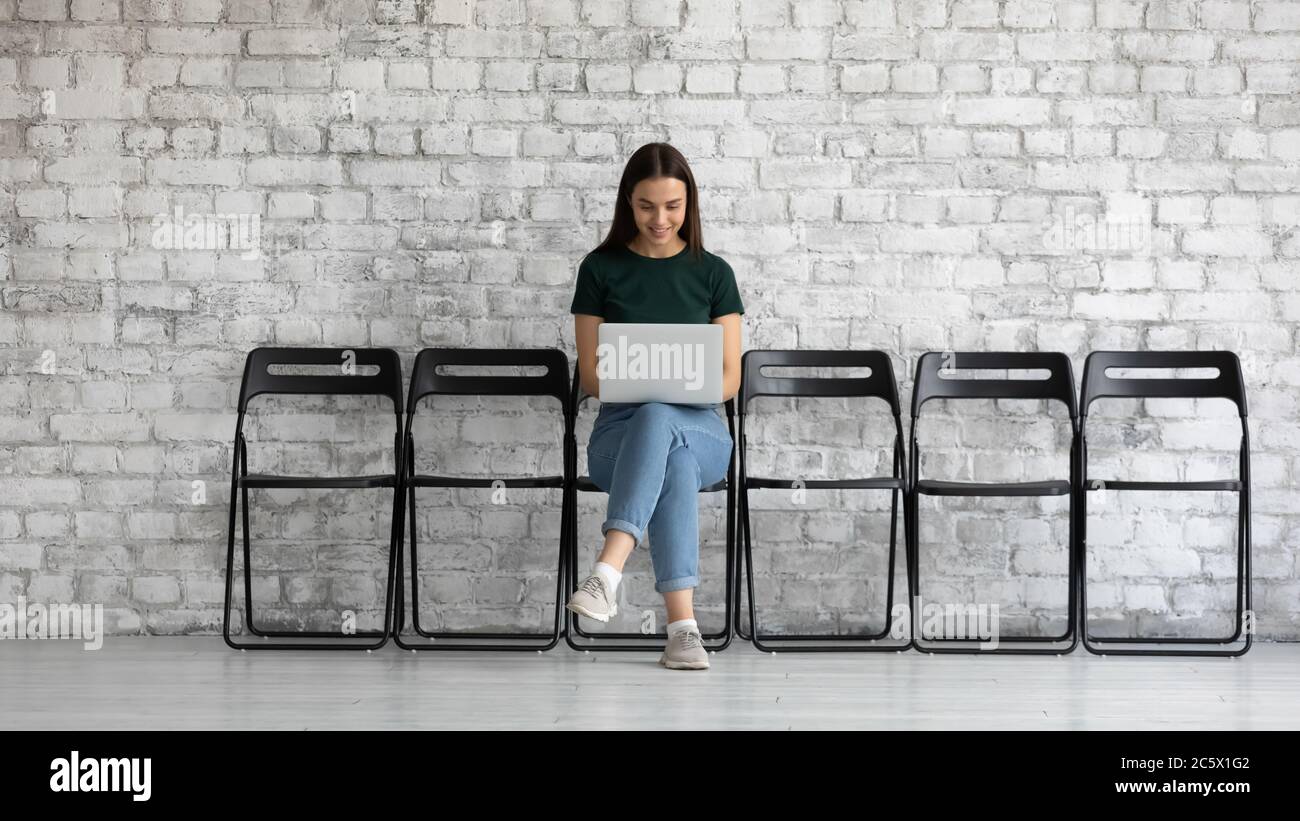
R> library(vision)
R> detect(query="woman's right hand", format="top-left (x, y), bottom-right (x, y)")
top-left (574, 314), bottom-right (603, 399)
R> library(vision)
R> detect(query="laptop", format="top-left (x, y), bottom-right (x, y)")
top-left (596, 323), bottom-right (723, 405)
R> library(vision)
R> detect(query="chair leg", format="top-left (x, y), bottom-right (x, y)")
top-left (223, 477), bottom-right (391, 651)
top-left (551, 483), bottom-right (571, 642)
top-left (378, 484), bottom-right (403, 641)
top-left (1081, 496), bottom-right (1251, 657)
top-left (1078, 433), bottom-right (1251, 657)
top-left (393, 482), bottom-right (566, 652)
top-left (391, 472), bottom-right (416, 638)
top-left (744, 486), bottom-right (910, 653)
top-left (911, 493), bottom-right (1077, 656)
top-left (732, 549), bottom-right (749, 640)
top-left (404, 472), bottom-right (429, 638)
top-left (720, 472), bottom-right (737, 647)
top-left (240, 480), bottom-right (260, 637)
top-left (734, 477), bottom-right (753, 641)
top-left (222, 462), bottom-right (242, 649)
top-left (742, 483), bottom-right (759, 647)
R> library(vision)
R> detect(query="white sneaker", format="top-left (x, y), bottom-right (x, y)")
top-left (659, 629), bottom-right (709, 670)
top-left (565, 575), bottom-right (618, 622)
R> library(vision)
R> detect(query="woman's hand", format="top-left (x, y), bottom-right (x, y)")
top-left (712, 312), bottom-right (742, 403)
top-left (574, 314), bottom-right (603, 399)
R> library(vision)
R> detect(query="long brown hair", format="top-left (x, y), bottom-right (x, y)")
top-left (592, 142), bottom-right (704, 260)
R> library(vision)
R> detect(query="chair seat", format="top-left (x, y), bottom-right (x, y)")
top-left (1086, 479), bottom-right (1242, 492)
top-left (575, 475), bottom-right (727, 493)
top-left (746, 476), bottom-right (903, 490)
top-left (239, 474), bottom-right (397, 489)
top-left (915, 479), bottom-right (1071, 497)
top-left (408, 475), bottom-right (564, 489)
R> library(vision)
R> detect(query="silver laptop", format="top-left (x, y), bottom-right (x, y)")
top-left (596, 323), bottom-right (723, 405)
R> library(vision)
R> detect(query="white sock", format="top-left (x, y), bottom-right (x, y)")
top-left (593, 561), bottom-right (621, 594)
top-left (667, 617), bottom-right (698, 636)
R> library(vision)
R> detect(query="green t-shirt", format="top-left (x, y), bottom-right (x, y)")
top-left (569, 244), bottom-right (745, 323)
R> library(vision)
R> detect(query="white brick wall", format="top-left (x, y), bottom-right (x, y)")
top-left (1, 1), bottom-right (1296, 639)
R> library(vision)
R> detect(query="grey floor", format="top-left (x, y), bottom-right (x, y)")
top-left (0, 638), bottom-right (1293, 730)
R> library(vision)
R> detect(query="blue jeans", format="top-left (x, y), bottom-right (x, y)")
top-left (586, 402), bottom-right (733, 594)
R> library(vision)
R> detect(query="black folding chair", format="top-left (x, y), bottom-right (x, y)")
top-left (223, 347), bottom-right (403, 651)
top-left (564, 361), bottom-right (739, 652)
top-left (735, 350), bottom-right (911, 652)
top-left (908, 352), bottom-right (1080, 654)
top-left (394, 348), bottom-right (573, 652)
top-left (1079, 351), bottom-right (1251, 657)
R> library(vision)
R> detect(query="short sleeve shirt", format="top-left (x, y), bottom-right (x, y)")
top-left (569, 244), bottom-right (744, 323)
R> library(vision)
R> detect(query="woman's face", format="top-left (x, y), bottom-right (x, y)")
top-left (628, 176), bottom-right (687, 249)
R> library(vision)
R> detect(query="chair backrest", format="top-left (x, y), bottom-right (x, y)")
top-left (1081, 351), bottom-right (1247, 415)
top-left (911, 351), bottom-right (1078, 418)
top-left (237, 347), bottom-right (403, 413)
top-left (739, 349), bottom-right (901, 416)
top-left (408, 348), bottom-right (571, 415)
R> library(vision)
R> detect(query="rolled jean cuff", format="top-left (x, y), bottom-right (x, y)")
top-left (601, 517), bottom-right (644, 547)
top-left (655, 575), bottom-right (698, 594)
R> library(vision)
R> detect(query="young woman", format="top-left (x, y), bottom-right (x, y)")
top-left (566, 142), bottom-right (744, 671)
